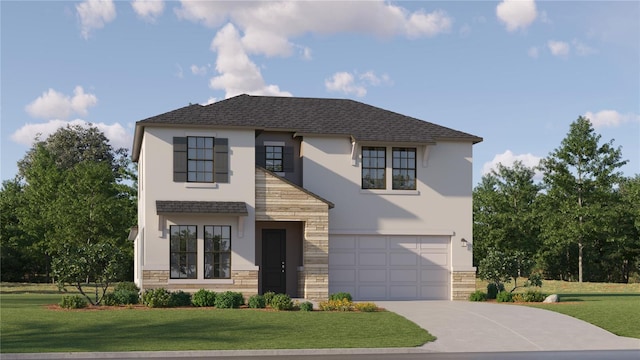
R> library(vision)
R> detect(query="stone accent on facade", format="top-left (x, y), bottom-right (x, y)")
top-left (141, 270), bottom-right (259, 298)
top-left (452, 270), bottom-right (476, 300)
top-left (255, 168), bottom-right (331, 301)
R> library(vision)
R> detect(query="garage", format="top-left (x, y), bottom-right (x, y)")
top-left (329, 235), bottom-right (451, 300)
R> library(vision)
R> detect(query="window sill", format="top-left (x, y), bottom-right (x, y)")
top-left (184, 183), bottom-right (219, 189)
top-left (360, 189), bottom-right (420, 196)
top-left (168, 279), bottom-right (233, 285)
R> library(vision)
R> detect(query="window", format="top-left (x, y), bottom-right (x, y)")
top-left (392, 147), bottom-right (416, 190)
top-left (362, 147), bottom-right (386, 189)
top-left (187, 136), bottom-right (214, 182)
top-left (204, 225), bottom-right (231, 279)
top-left (170, 225), bottom-right (197, 279)
top-left (265, 146), bottom-right (283, 172)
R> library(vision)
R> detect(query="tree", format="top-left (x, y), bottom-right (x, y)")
top-left (473, 161), bottom-right (541, 267)
top-left (538, 116), bottom-right (627, 282)
top-left (12, 124), bottom-right (136, 283)
top-left (478, 249), bottom-right (542, 293)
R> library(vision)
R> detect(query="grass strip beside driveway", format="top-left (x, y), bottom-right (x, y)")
top-left (0, 293), bottom-right (434, 353)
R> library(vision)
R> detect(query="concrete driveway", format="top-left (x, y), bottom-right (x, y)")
top-left (376, 301), bottom-right (640, 353)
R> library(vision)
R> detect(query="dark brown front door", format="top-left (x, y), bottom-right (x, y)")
top-left (262, 229), bottom-right (286, 294)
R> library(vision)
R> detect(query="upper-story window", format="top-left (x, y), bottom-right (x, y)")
top-left (188, 137), bottom-right (214, 182)
top-left (392, 147), bottom-right (416, 190)
top-left (362, 146), bottom-right (386, 189)
top-left (265, 146), bottom-right (283, 172)
top-left (173, 136), bottom-right (229, 183)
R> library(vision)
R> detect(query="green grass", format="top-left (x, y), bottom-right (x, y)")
top-left (0, 291), bottom-right (434, 353)
top-left (475, 278), bottom-right (640, 339)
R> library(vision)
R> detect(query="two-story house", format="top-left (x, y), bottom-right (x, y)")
top-left (131, 94), bottom-right (482, 301)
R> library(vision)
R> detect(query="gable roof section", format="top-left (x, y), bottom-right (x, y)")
top-left (133, 94), bottom-right (482, 160)
top-left (156, 201), bottom-right (248, 215)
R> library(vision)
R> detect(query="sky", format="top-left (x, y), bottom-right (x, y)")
top-left (2, 0), bottom-right (639, 186)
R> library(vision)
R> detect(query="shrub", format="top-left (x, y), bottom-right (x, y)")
top-left (248, 294), bottom-right (266, 309)
top-left (59, 295), bottom-right (88, 309)
top-left (487, 283), bottom-right (504, 299)
top-left (192, 289), bottom-right (217, 307)
top-left (263, 291), bottom-right (276, 306)
top-left (329, 292), bottom-right (352, 302)
top-left (522, 289), bottom-right (546, 302)
top-left (496, 290), bottom-right (514, 303)
top-left (114, 282), bottom-right (140, 293)
top-left (354, 302), bottom-right (378, 312)
top-left (215, 291), bottom-right (244, 309)
top-left (512, 293), bottom-right (524, 302)
top-left (299, 301), bottom-right (314, 312)
top-left (103, 289), bottom-right (139, 306)
top-left (319, 298), bottom-right (353, 311)
top-left (170, 290), bottom-right (192, 307)
top-left (469, 290), bottom-right (487, 302)
top-left (270, 293), bottom-right (293, 311)
top-left (142, 288), bottom-right (172, 308)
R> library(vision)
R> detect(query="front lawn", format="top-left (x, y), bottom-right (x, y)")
top-left (0, 291), bottom-right (434, 353)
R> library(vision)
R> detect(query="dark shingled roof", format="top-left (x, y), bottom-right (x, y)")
top-left (133, 94), bottom-right (481, 160)
top-left (156, 201), bottom-right (248, 215)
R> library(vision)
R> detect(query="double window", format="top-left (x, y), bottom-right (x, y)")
top-left (169, 225), bottom-right (231, 280)
top-left (362, 146), bottom-right (417, 190)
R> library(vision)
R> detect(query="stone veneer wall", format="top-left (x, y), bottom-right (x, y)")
top-left (141, 270), bottom-right (258, 297)
top-left (255, 168), bottom-right (330, 301)
top-left (452, 271), bottom-right (476, 300)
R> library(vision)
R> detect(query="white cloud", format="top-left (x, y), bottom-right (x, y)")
top-left (404, 9), bottom-right (452, 38)
top-left (203, 97), bottom-right (218, 105)
top-left (572, 39), bottom-right (596, 56)
top-left (584, 110), bottom-right (640, 128)
top-left (131, 0), bottom-right (164, 23)
top-left (10, 119), bottom-right (132, 150)
top-left (209, 23), bottom-right (292, 99)
top-left (190, 64), bottom-right (208, 76)
top-left (76, 0), bottom-right (116, 39)
top-left (482, 150), bottom-right (542, 178)
top-left (25, 86), bottom-right (98, 120)
top-left (496, 0), bottom-right (537, 32)
top-left (548, 40), bottom-right (570, 57)
top-left (325, 71), bottom-right (391, 97)
top-left (528, 46), bottom-right (539, 58)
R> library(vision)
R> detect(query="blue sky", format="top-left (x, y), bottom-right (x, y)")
top-left (2, 0), bottom-right (638, 186)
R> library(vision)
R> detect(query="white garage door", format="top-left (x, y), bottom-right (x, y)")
top-left (329, 235), bottom-right (450, 300)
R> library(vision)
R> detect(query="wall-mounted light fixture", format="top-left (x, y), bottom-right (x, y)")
top-left (461, 238), bottom-right (468, 247)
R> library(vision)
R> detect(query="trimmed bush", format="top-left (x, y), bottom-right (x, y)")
top-left (299, 301), bottom-right (314, 312)
top-left (192, 289), bottom-right (216, 307)
top-left (522, 290), bottom-right (546, 302)
top-left (215, 291), bottom-right (244, 309)
top-left (170, 290), bottom-right (192, 307)
top-left (270, 293), bottom-right (293, 311)
top-left (59, 295), bottom-right (88, 309)
top-left (319, 298), bottom-right (353, 311)
top-left (263, 291), bottom-right (276, 306)
top-left (354, 302), bottom-right (378, 312)
top-left (496, 290), bottom-right (514, 303)
top-left (487, 283), bottom-right (505, 300)
top-left (103, 289), bottom-right (139, 306)
top-left (142, 288), bottom-right (172, 308)
top-left (329, 292), bottom-right (352, 302)
top-left (248, 294), bottom-right (266, 309)
top-left (469, 290), bottom-right (487, 302)
top-left (114, 282), bottom-right (140, 293)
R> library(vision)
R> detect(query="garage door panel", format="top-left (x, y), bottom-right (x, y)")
top-left (330, 253), bottom-right (356, 266)
top-left (329, 235), bottom-right (451, 300)
top-left (390, 252), bottom-right (418, 265)
top-left (358, 269), bottom-right (386, 282)
top-left (390, 269), bottom-right (418, 282)
top-left (358, 253), bottom-right (386, 266)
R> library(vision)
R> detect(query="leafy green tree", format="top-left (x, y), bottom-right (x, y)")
top-left (538, 116), bottom-right (627, 282)
top-left (473, 161), bottom-right (541, 267)
top-left (478, 249), bottom-right (542, 293)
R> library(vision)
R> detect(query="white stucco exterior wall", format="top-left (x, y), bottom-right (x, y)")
top-left (301, 136), bottom-right (474, 271)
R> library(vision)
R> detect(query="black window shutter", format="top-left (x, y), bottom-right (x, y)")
top-left (173, 137), bottom-right (187, 182)
top-left (283, 146), bottom-right (294, 172)
top-left (214, 138), bottom-right (229, 183)
top-left (255, 146), bottom-right (266, 167)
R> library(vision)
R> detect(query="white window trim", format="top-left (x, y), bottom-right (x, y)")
top-left (360, 189), bottom-right (420, 196)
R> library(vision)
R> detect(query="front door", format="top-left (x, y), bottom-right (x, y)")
top-left (262, 229), bottom-right (286, 294)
